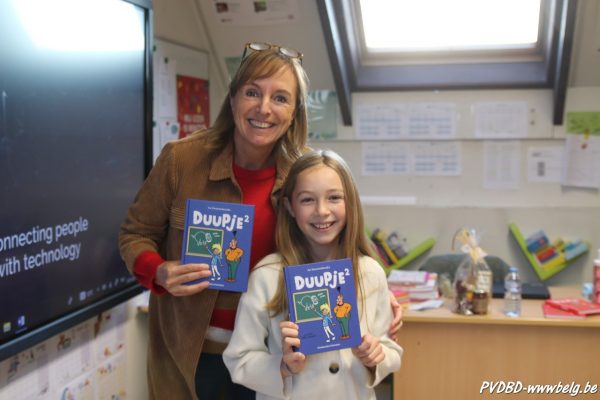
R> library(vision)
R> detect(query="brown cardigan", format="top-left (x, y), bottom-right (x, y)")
top-left (119, 134), bottom-right (290, 399)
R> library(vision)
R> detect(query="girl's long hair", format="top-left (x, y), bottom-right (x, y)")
top-left (266, 150), bottom-right (374, 316)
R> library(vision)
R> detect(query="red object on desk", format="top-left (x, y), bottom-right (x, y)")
top-left (544, 298), bottom-right (600, 316)
top-left (542, 302), bottom-right (586, 320)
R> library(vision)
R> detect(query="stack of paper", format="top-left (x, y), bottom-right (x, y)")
top-left (387, 270), bottom-right (439, 301)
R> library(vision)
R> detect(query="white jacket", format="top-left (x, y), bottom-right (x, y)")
top-left (223, 253), bottom-right (403, 400)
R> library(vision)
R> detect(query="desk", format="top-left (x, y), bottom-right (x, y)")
top-left (394, 287), bottom-right (600, 399)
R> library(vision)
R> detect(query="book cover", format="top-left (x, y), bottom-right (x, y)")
top-left (544, 298), bottom-right (600, 316)
top-left (390, 288), bottom-right (410, 304)
top-left (386, 231), bottom-right (409, 259)
top-left (283, 258), bottom-right (362, 355)
top-left (181, 199), bottom-right (254, 292)
top-left (542, 302), bottom-right (585, 320)
top-left (371, 229), bottom-right (399, 264)
top-left (535, 245), bottom-right (557, 262)
top-left (387, 270), bottom-right (429, 285)
top-left (366, 235), bottom-right (390, 268)
top-left (525, 230), bottom-right (549, 253)
top-left (388, 271), bottom-right (439, 301)
top-left (564, 241), bottom-right (589, 261)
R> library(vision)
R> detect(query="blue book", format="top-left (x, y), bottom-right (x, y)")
top-left (283, 258), bottom-right (362, 355)
top-left (564, 241), bottom-right (588, 261)
top-left (526, 231), bottom-right (549, 253)
top-left (181, 199), bottom-right (254, 292)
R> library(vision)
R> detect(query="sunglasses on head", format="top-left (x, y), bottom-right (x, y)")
top-left (241, 42), bottom-right (303, 64)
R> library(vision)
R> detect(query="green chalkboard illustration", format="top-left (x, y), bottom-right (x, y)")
top-left (185, 227), bottom-right (223, 258)
top-left (292, 288), bottom-right (331, 323)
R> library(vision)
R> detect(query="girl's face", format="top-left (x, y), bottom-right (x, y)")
top-left (285, 165), bottom-right (347, 261)
top-left (230, 67), bottom-right (297, 160)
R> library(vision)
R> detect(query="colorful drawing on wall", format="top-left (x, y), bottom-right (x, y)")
top-left (307, 90), bottom-right (338, 140)
top-left (177, 75), bottom-right (209, 138)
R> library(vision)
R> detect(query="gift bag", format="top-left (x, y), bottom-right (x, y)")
top-left (452, 228), bottom-right (493, 315)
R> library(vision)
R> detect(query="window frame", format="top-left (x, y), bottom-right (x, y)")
top-left (316, 0), bottom-right (577, 126)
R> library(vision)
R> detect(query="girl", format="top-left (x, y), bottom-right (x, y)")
top-left (223, 150), bottom-right (403, 400)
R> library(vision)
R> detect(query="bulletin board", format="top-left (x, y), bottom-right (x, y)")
top-left (321, 87), bottom-right (600, 209)
top-left (317, 87), bottom-right (600, 286)
top-left (152, 38), bottom-right (209, 161)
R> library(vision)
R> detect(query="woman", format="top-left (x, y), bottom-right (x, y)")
top-left (119, 42), bottom-right (401, 399)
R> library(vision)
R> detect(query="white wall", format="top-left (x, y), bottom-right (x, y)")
top-left (173, 0), bottom-right (600, 284)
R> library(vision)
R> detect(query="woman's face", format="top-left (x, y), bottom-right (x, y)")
top-left (230, 66), bottom-right (297, 157)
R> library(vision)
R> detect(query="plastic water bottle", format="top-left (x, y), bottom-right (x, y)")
top-left (504, 267), bottom-right (522, 317)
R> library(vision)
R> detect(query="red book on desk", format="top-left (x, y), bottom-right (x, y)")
top-left (544, 298), bottom-right (600, 316)
top-left (542, 302), bottom-right (586, 320)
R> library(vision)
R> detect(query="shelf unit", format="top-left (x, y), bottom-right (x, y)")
top-left (508, 223), bottom-right (589, 281)
top-left (387, 238), bottom-right (436, 272)
top-left (367, 231), bottom-right (436, 275)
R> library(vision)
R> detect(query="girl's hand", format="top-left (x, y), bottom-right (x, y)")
top-left (154, 260), bottom-right (211, 296)
top-left (280, 321), bottom-right (306, 376)
top-left (352, 333), bottom-right (385, 368)
top-left (388, 290), bottom-right (403, 340)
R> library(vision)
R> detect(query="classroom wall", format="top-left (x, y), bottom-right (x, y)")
top-left (147, 0), bottom-right (600, 391)
top-left (127, 0), bottom-right (600, 396)
top-left (2, 1), bottom-right (598, 398)
top-left (179, 0), bottom-right (600, 285)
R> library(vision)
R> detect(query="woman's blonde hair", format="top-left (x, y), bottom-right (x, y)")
top-left (266, 150), bottom-right (374, 316)
top-left (196, 46), bottom-right (309, 172)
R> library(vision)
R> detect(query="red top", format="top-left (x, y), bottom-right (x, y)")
top-left (231, 162), bottom-right (278, 271)
top-left (209, 163), bottom-right (277, 330)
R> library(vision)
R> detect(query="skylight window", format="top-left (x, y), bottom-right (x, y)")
top-left (317, 0), bottom-right (576, 125)
top-left (359, 0), bottom-right (541, 52)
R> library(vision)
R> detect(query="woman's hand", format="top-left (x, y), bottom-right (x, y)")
top-left (154, 260), bottom-right (211, 296)
top-left (388, 290), bottom-right (403, 340)
top-left (352, 333), bottom-right (385, 368)
top-left (280, 321), bottom-right (306, 376)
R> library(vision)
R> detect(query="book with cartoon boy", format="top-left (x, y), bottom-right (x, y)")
top-left (283, 258), bottom-right (361, 355)
top-left (181, 199), bottom-right (254, 292)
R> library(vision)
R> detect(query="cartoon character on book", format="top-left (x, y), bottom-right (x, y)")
top-left (225, 231), bottom-right (244, 282)
top-left (334, 287), bottom-right (352, 339)
top-left (298, 294), bottom-right (319, 311)
top-left (319, 303), bottom-right (336, 343)
top-left (208, 243), bottom-right (224, 281)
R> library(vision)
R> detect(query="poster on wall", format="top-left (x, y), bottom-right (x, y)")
top-left (307, 90), bottom-right (338, 140)
top-left (561, 112), bottom-right (600, 189)
top-left (210, 0), bottom-right (298, 25)
top-left (177, 75), bottom-right (210, 138)
top-left (152, 39), bottom-right (209, 161)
